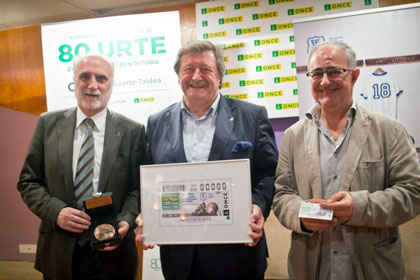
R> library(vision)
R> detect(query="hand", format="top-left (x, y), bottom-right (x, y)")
top-left (99, 221), bottom-right (129, 252)
top-left (301, 217), bottom-right (336, 232)
top-left (135, 213), bottom-right (155, 250)
top-left (301, 198), bottom-right (336, 232)
top-left (56, 207), bottom-right (90, 233)
top-left (246, 204), bottom-right (264, 247)
top-left (320, 191), bottom-right (354, 223)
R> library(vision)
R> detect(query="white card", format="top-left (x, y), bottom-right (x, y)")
top-left (298, 202), bottom-right (333, 220)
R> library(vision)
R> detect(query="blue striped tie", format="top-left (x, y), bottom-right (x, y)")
top-left (74, 118), bottom-right (95, 210)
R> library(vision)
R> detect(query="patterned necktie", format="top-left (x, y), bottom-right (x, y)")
top-left (74, 118), bottom-right (95, 210)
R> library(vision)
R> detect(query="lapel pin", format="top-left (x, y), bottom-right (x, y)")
top-left (229, 117), bottom-right (234, 122)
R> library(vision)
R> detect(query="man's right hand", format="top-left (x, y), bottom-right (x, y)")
top-left (56, 207), bottom-right (91, 233)
top-left (135, 213), bottom-right (155, 250)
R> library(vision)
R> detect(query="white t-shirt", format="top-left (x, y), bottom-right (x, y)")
top-left (358, 71), bottom-right (403, 118)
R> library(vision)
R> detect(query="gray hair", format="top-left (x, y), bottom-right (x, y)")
top-left (174, 40), bottom-right (225, 83)
top-left (307, 42), bottom-right (356, 69)
top-left (73, 53), bottom-right (115, 80)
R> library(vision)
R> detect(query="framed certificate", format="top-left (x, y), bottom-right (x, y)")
top-left (140, 159), bottom-right (252, 244)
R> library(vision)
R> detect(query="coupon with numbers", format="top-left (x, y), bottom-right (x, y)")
top-left (140, 159), bottom-right (252, 244)
top-left (159, 179), bottom-right (232, 226)
top-left (298, 202), bottom-right (333, 220)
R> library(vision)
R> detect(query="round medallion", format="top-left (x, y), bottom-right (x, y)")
top-left (94, 224), bottom-right (115, 241)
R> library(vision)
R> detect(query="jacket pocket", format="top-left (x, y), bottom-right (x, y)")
top-left (369, 227), bottom-right (399, 247)
top-left (353, 158), bottom-right (385, 191)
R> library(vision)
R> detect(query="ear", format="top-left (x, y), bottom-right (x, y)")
top-left (351, 68), bottom-right (360, 85)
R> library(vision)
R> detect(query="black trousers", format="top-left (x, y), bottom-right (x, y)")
top-left (45, 238), bottom-right (138, 280)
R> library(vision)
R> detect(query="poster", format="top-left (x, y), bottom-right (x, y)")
top-left (41, 12), bottom-right (182, 125)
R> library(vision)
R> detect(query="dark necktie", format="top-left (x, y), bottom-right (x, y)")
top-left (74, 118), bottom-right (95, 210)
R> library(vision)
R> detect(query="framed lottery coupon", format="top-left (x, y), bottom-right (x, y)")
top-left (140, 159), bottom-right (252, 244)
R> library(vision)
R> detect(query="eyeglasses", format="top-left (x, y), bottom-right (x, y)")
top-left (306, 67), bottom-right (353, 80)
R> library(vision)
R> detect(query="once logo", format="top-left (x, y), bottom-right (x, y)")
top-left (150, 258), bottom-right (161, 271)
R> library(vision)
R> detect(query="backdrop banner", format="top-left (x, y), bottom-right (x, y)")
top-left (293, 3), bottom-right (420, 145)
top-left (41, 11), bottom-right (182, 125)
top-left (196, 0), bottom-right (377, 118)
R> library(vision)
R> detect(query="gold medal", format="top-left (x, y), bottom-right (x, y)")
top-left (93, 224), bottom-right (115, 241)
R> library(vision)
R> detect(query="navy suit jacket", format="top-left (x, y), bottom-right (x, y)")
top-left (145, 95), bottom-right (278, 280)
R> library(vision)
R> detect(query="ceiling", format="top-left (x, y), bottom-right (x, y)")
top-left (0, 0), bottom-right (206, 31)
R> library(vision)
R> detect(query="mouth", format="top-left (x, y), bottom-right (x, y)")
top-left (319, 87), bottom-right (338, 94)
top-left (84, 89), bottom-right (101, 97)
top-left (188, 80), bottom-right (208, 89)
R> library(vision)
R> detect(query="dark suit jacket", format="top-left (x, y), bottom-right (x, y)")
top-left (145, 95), bottom-right (278, 280)
top-left (17, 108), bottom-right (146, 280)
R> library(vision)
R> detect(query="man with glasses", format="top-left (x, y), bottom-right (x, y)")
top-left (273, 42), bottom-right (420, 279)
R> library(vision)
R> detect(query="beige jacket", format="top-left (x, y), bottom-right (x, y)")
top-left (273, 103), bottom-right (420, 280)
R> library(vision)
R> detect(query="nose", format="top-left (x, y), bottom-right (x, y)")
top-left (319, 72), bottom-right (332, 86)
top-left (191, 68), bottom-right (202, 81)
top-left (87, 76), bottom-right (99, 90)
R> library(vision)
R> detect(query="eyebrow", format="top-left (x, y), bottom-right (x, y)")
top-left (78, 72), bottom-right (109, 80)
top-left (311, 66), bottom-right (343, 71)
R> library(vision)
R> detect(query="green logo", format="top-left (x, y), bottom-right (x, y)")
top-left (289, 35), bottom-right (295, 42)
top-left (239, 80), bottom-right (246, 87)
top-left (293, 89), bottom-right (298, 95)
top-left (272, 51), bottom-right (279, 57)
top-left (203, 33), bottom-right (209, 39)
top-left (162, 193), bottom-right (180, 210)
top-left (258, 92), bottom-right (264, 98)
top-left (325, 4), bottom-right (331, 11)
top-left (256, 66), bottom-right (262, 72)
top-left (270, 24), bottom-right (277, 31)
top-left (276, 104), bottom-right (283, 110)
top-left (202, 20), bottom-right (208, 27)
top-left (252, 14), bottom-right (258, 20)
top-left (219, 19), bottom-right (224, 24)
top-left (134, 98), bottom-right (139, 103)
top-left (150, 258), bottom-right (161, 271)
top-left (201, 8), bottom-right (207, 14)
top-left (287, 9), bottom-right (294, 15)
top-left (291, 62), bottom-right (296, 69)
top-left (365, 0), bottom-right (372, 5)
top-left (274, 77), bottom-right (280, 83)
top-left (254, 39), bottom-right (261, 46)
top-left (236, 29), bottom-right (243, 35)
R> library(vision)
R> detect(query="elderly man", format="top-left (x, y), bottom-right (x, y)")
top-left (136, 40), bottom-right (278, 280)
top-left (273, 41), bottom-right (420, 279)
top-left (18, 54), bottom-right (146, 280)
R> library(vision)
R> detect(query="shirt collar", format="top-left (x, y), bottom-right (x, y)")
top-left (181, 93), bottom-right (221, 120)
top-left (76, 106), bottom-right (107, 131)
top-left (306, 102), bottom-right (356, 121)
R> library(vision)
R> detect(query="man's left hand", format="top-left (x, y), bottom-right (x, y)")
top-left (320, 191), bottom-right (354, 223)
top-left (246, 204), bottom-right (264, 247)
top-left (98, 221), bottom-right (129, 251)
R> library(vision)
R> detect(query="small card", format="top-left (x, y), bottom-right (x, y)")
top-left (298, 202), bottom-right (333, 220)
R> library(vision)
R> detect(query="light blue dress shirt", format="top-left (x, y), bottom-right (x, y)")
top-left (181, 94), bottom-right (220, 162)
